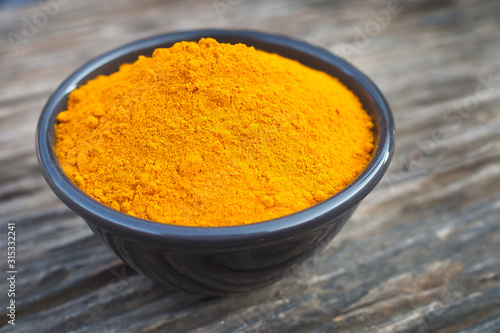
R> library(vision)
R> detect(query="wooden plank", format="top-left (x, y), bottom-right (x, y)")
top-left (1, 0), bottom-right (500, 331)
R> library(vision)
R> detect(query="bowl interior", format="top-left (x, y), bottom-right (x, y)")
top-left (38, 30), bottom-right (394, 243)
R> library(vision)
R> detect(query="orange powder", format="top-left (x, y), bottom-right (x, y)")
top-left (55, 38), bottom-right (374, 227)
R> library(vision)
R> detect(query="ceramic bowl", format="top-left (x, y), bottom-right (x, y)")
top-left (36, 29), bottom-right (395, 295)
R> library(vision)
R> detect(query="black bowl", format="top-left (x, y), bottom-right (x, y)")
top-left (36, 29), bottom-right (395, 295)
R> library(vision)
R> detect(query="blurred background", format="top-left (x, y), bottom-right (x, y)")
top-left (1, 0), bottom-right (500, 332)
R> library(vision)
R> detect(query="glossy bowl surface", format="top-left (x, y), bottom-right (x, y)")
top-left (36, 29), bottom-right (395, 295)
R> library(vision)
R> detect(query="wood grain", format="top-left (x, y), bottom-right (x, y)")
top-left (1, 0), bottom-right (500, 332)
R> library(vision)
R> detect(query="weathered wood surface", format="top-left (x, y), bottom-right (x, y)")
top-left (1, 0), bottom-right (500, 332)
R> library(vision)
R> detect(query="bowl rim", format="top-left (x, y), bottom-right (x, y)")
top-left (36, 29), bottom-right (395, 247)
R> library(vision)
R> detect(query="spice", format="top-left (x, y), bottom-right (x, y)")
top-left (55, 38), bottom-right (374, 227)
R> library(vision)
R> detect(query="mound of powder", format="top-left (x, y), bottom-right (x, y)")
top-left (55, 38), bottom-right (374, 227)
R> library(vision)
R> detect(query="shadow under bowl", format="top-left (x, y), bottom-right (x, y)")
top-left (36, 29), bottom-right (395, 295)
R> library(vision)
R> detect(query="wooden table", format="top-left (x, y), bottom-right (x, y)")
top-left (1, 0), bottom-right (500, 332)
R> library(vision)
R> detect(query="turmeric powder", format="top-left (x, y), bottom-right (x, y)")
top-left (55, 38), bottom-right (374, 227)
